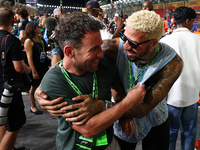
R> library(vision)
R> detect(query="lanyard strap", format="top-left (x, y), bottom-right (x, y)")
top-left (61, 60), bottom-right (98, 99)
top-left (129, 44), bottom-right (159, 89)
top-left (34, 37), bottom-right (45, 52)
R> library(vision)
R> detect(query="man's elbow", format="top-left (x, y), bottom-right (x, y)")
top-left (15, 66), bottom-right (24, 73)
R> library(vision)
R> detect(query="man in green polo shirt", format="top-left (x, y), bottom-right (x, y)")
top-left (40, 11), bottom-right (145, 150)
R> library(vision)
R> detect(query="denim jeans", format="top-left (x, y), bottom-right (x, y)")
top-left (168, 102), bottom-right (198, 150)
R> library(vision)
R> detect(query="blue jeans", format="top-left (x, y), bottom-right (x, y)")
top-left (168, 102), bottom-right (198, 150)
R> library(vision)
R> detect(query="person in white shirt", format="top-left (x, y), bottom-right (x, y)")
top-left (160, 6), bottom-right (200, 150)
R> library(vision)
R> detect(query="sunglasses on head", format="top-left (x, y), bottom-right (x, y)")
top-left (119, 31), bottom-right (154, 49)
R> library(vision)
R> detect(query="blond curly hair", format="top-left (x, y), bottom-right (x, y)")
top-left (126, 10), bottom-right (163, 40)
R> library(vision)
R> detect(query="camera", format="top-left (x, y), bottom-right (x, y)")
top-left (48, 36), bottom-right (57, 43)
top-left (0, 80), bottom-right (23, 125)
top-left (118, 11), bottom-right (123, 18)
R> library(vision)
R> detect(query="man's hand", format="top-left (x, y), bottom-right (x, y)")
top-left (119, 118), bottom-right (136, 137)
top-left (35, 88), bottom-right (67, 116)
top-left (126, 83), bottom-right (146, 106)
top-left (62, 95), bottom-right (105, 126)
top-left (116, 17), bottom-right (124, 30)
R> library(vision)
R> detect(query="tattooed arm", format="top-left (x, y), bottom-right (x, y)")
top-left (70, 83), bottom-right (145, 137)
top-left (102, 38), bottom-right (120, 62)
top-left (121, 54), bottom-right (183, 118)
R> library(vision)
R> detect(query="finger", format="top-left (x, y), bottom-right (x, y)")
top-left (61, 102), bottom-right (83, 111)
top-left (135, 82), bottom-right (140, 88)
top-left (62, 109), bottom-right (84, 118)
top-left (125, 121), bottom-right (130, 137)
top-left (37, 89), bottom-right (48, 99)
top-left (139, 83), bottom-right (145, 89)
top-left (39, 97), bottom-right (64, 107)
top-left (127, 121), bottom-right (135, 137)
top-left (128, 120), bottom-right (136, 137)
top-left (72, 95), bottom-right (90, 101)
top-left (48, 110), bottom-right (66, 116)
top-left (65, 113), bottom-right (87, 122)
top-left (72, 117), bottom-right (89, 126)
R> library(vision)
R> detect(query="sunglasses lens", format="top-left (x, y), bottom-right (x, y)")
top-left (120, 32), bottom-right (137, 49)
top-left (128, 41), bottom-right (137, 49)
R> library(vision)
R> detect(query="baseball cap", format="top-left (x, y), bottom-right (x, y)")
top-left (114, 13), bottom-right (119, 17)
top-left (86, 0), bottom-right (100, 9)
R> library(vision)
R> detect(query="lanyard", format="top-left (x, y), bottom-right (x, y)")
top-left (61, 60), bottom-right (108, 148)
top-left (34, 37), bottom-right (45, 52)
top-left (129, 44), bottom-right (159, 89)
top-left (61, 60), bottom-right (98, 99)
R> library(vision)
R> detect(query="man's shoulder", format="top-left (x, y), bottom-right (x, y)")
top-left (99, 57), bottom-right (116, 68)
top-left (43, 64), bottom-right (61, 79)
top-left (41, 64), bottom-right (64, 92)
top-left (0, 31), bottom-right (19, 43)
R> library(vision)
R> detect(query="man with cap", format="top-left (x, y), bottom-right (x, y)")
top-left (86, 0), bottom-right (124, 40)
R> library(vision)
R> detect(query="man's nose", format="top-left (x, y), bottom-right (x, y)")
top-left (123, 41), bottom-right (132, 50)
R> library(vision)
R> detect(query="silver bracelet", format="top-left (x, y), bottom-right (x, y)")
top-left (106, 102), bottom-right (113, 110)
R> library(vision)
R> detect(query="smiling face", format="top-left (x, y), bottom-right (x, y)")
top-left (73, 31), bottom-right (104, 73)
top-left (123, 26), bottom-right (156, 62)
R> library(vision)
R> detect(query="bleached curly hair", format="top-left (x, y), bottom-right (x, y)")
top-left (126, 10), bottom-right (163, 40)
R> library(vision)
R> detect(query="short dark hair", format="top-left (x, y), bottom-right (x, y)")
top-left (18, 8), bottom-right (29, 19)
top-left (0, 8), bottom-right (14, 26)
top-left (55, 11), bottom-right (105, 50)
top-left (25, 22), bottom-right (38, 39)
top-left (174, 6), bottom-right (196, 24)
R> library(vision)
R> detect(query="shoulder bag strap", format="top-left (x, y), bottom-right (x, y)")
top-left (1, 34), bottom-right (10, 83)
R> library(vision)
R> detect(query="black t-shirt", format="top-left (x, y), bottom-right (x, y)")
top-left (18, 19), bottom-right (29, 36)
top-left (41, 57), bottom-right (120, 150)
top-left (0, 30), bottom-right (23, 90)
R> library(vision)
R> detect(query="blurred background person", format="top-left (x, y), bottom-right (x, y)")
top-left (194, 22), bottom-right (200, 36)
top-left (163, 17), bottom-right (169, 33)
top-left (0, 8), bottom-right (31, 150)
top-left (103, 13), bottom-right (109, 27)
top-left (168, 18), bottom-right (177, 34)
top-left (109, 13), bottom-right (119, 34)
top-left (97, 9), bottom-right (103, 21)
top-left (142, 0), bottom-right (153, 11)
top-left (24, 22), bottom-right (49, 115)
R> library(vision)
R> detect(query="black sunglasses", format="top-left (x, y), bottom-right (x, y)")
top-left (119, 31), bottom-right (153, 49)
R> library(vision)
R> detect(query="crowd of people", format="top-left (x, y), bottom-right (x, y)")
top-left (0, 0), bottom-right (200, 150)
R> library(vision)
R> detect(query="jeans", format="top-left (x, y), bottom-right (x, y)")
top-left (168, 102), bottom-right (198, 150)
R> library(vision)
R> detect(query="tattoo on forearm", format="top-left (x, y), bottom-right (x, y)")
top-left (124, 54), bottom-right (183, 119)
top-left (102, 39), bottom-right (119, 61)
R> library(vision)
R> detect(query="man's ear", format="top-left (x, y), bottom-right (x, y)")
top-left (63, 45), bottom-right (74, 58)
top-left (151, 39), bottom-right (158, 49)
top-left (185, 18), bottom-right (190, 28)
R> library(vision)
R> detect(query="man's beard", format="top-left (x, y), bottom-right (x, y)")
top-left (127, 46), bottom-right (149, 63)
